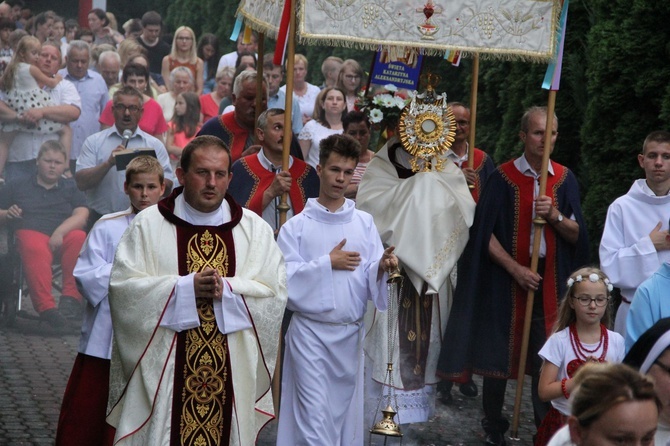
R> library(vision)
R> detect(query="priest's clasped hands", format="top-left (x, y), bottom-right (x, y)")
top-left (194, 267), bottom-right (224, 300)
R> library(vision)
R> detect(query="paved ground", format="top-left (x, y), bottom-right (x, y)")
top-left (0, 281), bottom-right (536, 445)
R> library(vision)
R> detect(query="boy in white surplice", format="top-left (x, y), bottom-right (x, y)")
top-left (276, 134), bottom-right (398, 445)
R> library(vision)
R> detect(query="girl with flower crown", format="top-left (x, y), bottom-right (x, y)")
top-left (534, 266), bottom-right (625, 446)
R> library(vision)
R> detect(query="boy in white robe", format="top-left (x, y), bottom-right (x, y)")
top-left (56, 156), bottom-right (165, 446)
top-left (600, 130), bottom-right (670, 338)
top-left (276, 133), bottom-right (398, 445)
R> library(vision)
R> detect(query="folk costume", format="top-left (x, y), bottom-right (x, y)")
top-left (57, 209), bottom-right (135, 446)
top-left (107, 188), bottom-right (287, 446)
top-left (275, 198), bottom-right (388, 445)
top-left (599, 179), bottom-right (670, 337)
top-left (438, 157), bottom-right (589, 435)
top-left (228, 150), bottom-right (319, 231)
top-left (198, 111), bottom-right (253, 163)
top-left (446, 146), bottom-right (496, 202)
top-left (357, 137), bottom-right (476, 423)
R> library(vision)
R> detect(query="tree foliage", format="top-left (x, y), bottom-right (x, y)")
top-left (581, 0), bottom-right (670, 258)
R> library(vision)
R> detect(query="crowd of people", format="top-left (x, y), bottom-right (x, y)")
top-left (0, 3), bottom-right (670, 446)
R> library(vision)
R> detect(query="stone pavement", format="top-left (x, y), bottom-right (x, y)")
top-left (0, 292), bottom-right (536, 445)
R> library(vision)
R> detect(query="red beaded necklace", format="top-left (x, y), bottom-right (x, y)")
top-left (569, 322), bottom-right (608, 362)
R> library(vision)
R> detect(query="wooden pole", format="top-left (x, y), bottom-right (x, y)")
top-left (467, 54), bottom-right (479, 179)
top-left (271, 0), bottom-right (297, 417)
top-left (278, 5), bottom-right (296, 227)
top-left (510, 89), bottom-right (557, 439)
top-left (254, 32), bottom-right (265, 142)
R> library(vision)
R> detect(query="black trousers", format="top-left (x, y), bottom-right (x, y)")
top-left (482, 260), bottom-right (551, 434)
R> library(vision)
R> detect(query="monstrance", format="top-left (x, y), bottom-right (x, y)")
top-left (398, 73), bottom-right (456, 173)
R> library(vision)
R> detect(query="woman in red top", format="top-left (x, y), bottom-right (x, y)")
top-left (199, 66), bottom-right (233, 123)
top-left (161, 26), bottom-right (203, 95)
top-left (99, 63), bottom-right (168, 144)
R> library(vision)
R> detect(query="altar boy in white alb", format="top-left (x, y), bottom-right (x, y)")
top-left (276, 134), bottom-right (398, 445)
top-left (57, 156), bottom-right (165, 446)
top-left (600, 130), bottom-right (670, 339)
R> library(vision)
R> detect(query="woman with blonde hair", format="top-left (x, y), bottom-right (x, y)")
top-left (546, 362), bottom-right (659, 446)
top-left (161, 26), bottom-right (203, 95)
top-left (117, 38), bottom-right (146, 68)
top-left (623, 318), bottom-right (670, 445)
top-left (280, 53), bottom-right (320, 125)
top-left (336, 59), bottom-right (365, 112)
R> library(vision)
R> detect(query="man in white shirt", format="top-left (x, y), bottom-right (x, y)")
top-left (58, 40), bottom-right (109, 172)
top-left (75, 86), bottom-right (174, 227)
top-left (217, 32), bottom-right (258, 72)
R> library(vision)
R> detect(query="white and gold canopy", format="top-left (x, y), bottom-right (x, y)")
top-left (238, 0), bottom-right (562, 61)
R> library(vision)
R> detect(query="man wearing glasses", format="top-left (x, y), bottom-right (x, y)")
top-left (75, 86), bottom-right (174, 228)
top-left (445, 102), bottom-right (496, 202)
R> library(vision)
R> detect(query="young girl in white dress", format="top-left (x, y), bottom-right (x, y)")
top-left (0, 36), bottom-right (71, 179)
top-left (534, 267), bottom-right (625, 446)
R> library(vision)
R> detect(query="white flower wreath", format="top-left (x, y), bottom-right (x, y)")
top-left (566, 273), bottom-right (614, 292)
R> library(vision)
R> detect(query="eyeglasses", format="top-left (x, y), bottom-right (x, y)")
top-left (113, 104), bottom-right (142, 113)
top-left (344, 75), bottom-right (360, 81)
top-left (571, 296), bottom-right (610, 307)
top-left (654, 361), bottom-right (670, 375)
top-left (176, 36), bottom-right (192, 41)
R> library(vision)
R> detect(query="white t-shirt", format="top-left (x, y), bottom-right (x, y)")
top-left (2, 78), bottom-right (81, 162)
top-left (538, 326), bottom-right (625, 415)
top-left (298, 119), bottom-right (342, 168)
top-left (280, 82), bottom-right (321, 120)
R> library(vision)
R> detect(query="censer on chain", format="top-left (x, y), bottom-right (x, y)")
top-left (369, 265), bottom-right (404, 445)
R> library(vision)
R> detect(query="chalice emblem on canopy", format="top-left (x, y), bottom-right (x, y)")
top-left (416, 0), bottom-right (443, 39)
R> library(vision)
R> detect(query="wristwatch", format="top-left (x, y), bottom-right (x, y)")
top-left (555, 212), bottom-right (564, 224)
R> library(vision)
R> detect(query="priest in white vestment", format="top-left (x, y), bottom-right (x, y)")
top-left (357, 134), bottom-right (475, 424)
top-left (276, 134), bottom-right (398, 445)
top-left (107, 136), bottom-right (287, 446)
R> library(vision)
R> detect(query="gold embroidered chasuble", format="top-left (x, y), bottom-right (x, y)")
top-left (107, 189), bottom-right (288, 446)
top-left (169, 218), bottom-right (240, 446)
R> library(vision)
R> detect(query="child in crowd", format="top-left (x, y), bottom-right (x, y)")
top-left (534, 267), bottom-right (625, 446)
top-left (55, 156), bottom-right (165, 446)
top-left (0, 35), bottom-right (70, 179)
top-left (166, 91), bottom-right (201, 169)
